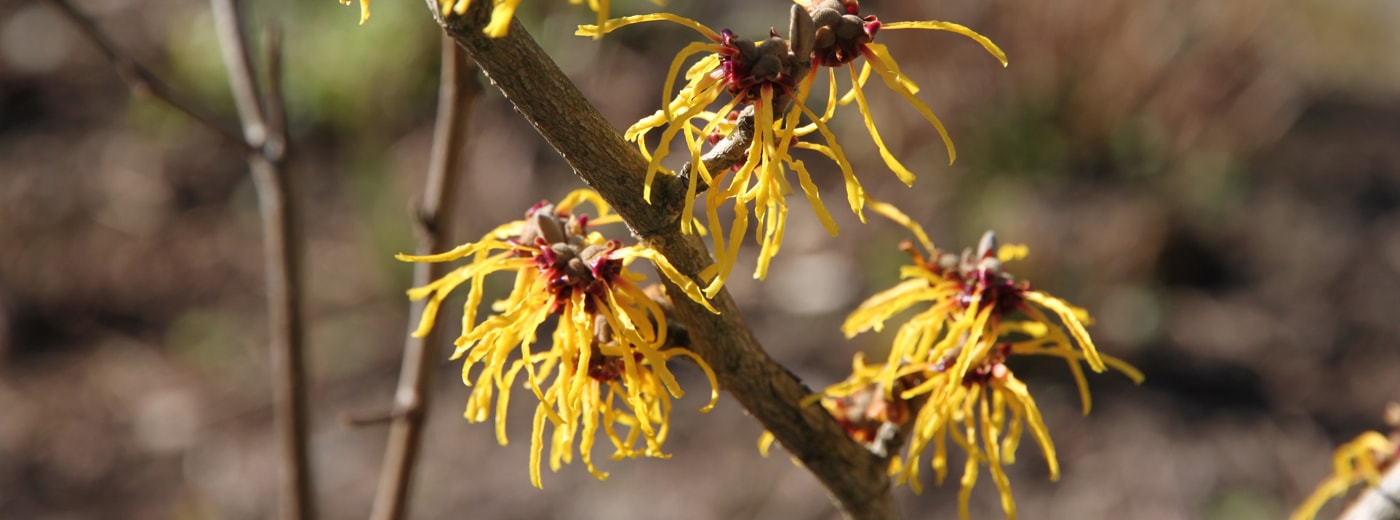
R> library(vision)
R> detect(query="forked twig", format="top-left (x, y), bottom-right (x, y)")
top-left (55, 0), bottom-right (315, 517)
top-left (208, 2), bottom-right (313, 518)
top-left (367, 36), bottom-right (481, 520)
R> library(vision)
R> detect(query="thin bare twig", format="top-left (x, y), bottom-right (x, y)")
top-left (209, 2), bottom-right (312, 519)
top-left (46, 0), bottom-right (251, 152)
top-left (210, 0), bottom-right (266, 146)
top-left (427, 4), bottom-right (896, 519)
top-left (261, 26), bottom-right (288, 160)
top-left (368, 36), bottom-right (481, 520)
top-left (340, 408), bottom-right (401, 428)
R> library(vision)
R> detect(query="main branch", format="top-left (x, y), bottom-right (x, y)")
top-left (425, 3), bottom-right (895, 518)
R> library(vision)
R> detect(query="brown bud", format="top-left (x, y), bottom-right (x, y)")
top-left (533, 210), bottom-right (566, 245)
top-left (836, 14), bottom-right (865, 39)
top-left (976, 230), bottom-right (998, 260)
top-left (578, 244), bottom-right (609, 265)
top-left (789, 4), bottom-right (815, 58)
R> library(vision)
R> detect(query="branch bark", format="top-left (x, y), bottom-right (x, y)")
top-left (369, 36), bottom-right (481, 520)
top-left (426, 4), bottom-right (895, 519)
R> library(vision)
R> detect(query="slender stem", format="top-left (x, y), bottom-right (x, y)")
top-left (262, 26), bottom-right (288, 160)
top-left (209, 0), bottom-right (266, 146)
top-left (56, 0), bottom-right (310, 515)
top-left (368, 36), bottom-right (481, 520)
top-left (210, 2), bottom-right (312, 519)
top-left (426, 4), bottom-right (896, 519)
top-left (45, 0), bottom-right (252, 153)
top-left (51, 0), bottom-right (313, 517)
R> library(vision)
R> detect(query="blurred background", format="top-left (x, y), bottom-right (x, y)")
top-left (3, 0), bottom-right (1400, 518)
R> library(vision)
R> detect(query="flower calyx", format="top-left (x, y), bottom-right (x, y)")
top-left (584, 315), bottom-right (647, 383)
top-left (804, 0), bottom-right (879, 67)
top-left (960, 343), bottom-right (1012, 387)
top-left (717, 28), bottom-right (808, 104)
top-left (515, 202), bottom-right (623, 308)
top-left (827, 371), bottom-right (928, 457)
top-left (904, 230), bottom-right (1028, 316)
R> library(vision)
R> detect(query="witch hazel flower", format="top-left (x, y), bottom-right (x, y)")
top-left (580, 9), bottom-right (873, 297)
top-left (397, 189), bottom-right (716, 487)
top-left (764, 202), bottom-right (1142, 519)
top-left (580, 4), bottom-right (1006, 298)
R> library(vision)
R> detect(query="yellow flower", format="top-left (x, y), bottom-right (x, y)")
top-left (340, 0), bottom-right (371, 25)
top-left (775, 203), bottom-right (1143, 517)
top-left (580, 5), bottom-right (1004, 298)
top-left (1293, 427), bottom-right (1399, 520)
top-left (796, 0), bottom-right (1008, 177)
top-left (580, 12), bottom-right (865, 298)
top-left (843, 201), bottom-right (1143, 415)
top-left (398, 189), bottom-right (717, 487)
top-left (438, 0), bottom-right (522, 35)
top-left (793, 334), bottom-right (1135, 518)
top-left (528, 318), bottom-right (717, 485)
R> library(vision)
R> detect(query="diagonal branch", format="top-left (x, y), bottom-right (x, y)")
top-left (425, 4), bottom-right (896, 519)
top-left (368, 35), bottom-right (481, 520)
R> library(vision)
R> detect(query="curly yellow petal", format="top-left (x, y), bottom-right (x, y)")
top-left (1023, 291), bottom-right (1107, 372)
top-left (619, 247), bottom-right (718, 313)
top-left (846, 62), bottom-right (918, 184)
top-left (663, 348), bottom-right (719, 412)
top-left (867, 198), bottom-right (936, 254)
top-left (862, 50), bottom-right (957, 165)
top-left (578, 13), bottom-right (721, 42)
top-left (881, 20), bottom-right (1009, 67)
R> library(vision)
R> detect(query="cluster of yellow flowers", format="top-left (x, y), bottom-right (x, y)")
top-left (383, 0), bottom-right (1146, 516)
